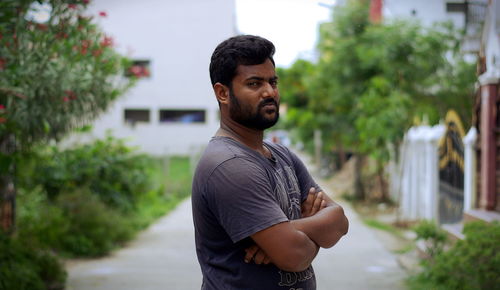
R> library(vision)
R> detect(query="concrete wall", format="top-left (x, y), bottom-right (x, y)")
top-left (383, 0), bottom-right (465, 28)
top-left (67, 0), bottom-right (236, 155)
top-left (397, 125), bottom-right (445, 221)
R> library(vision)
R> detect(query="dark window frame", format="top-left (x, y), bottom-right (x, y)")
top-left (159, 109), bottom-right (206, 124)
top-left (124, 108), bottom-right (151, 124)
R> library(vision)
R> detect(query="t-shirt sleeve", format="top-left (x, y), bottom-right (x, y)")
top-left (205, 157), bottom-right (288, 243)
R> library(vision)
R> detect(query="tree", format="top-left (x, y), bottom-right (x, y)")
top-left (277, 60), bottom-right (317, 151)
top-left (0, 0), bottom-right (136, 233)
top-left (280, 0), bottom-right (476, 201)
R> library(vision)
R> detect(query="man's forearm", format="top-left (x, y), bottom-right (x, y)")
top-left (291, 204), bottom-right (348, 248)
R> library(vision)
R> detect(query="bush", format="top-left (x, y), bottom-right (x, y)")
top-left (55, 189), bottom-right (133, 257)
top-left (16, 187), bottom-right (70, 251)
top-left (17, 186), bottom-right (133, 257)
top-left (0, 233), bottom-right (66, 290)
top-left (24, 135), bottom-right (162, 212)
top-left (14, 137), bottom-right (191, 258)
top-left (409, 221), bottom-right (500, 290)
top-left (413, 219), bottom-right (448, 259)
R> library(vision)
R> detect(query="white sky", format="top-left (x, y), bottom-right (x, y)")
top-left (235, 0), bottom-right (335, 68)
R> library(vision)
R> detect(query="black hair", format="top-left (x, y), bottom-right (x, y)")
top-left (209, 35), bottom-right (275, 87)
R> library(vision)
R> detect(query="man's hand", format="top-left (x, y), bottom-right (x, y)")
top-left (245, 188), bottom-right (347, 271)
top-left (244, 244), bottom-right (271, 265)
top-left (301, 187), bottom-right (327, 218)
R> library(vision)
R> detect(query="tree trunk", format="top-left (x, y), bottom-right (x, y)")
top-left (337, 141), bottom-right (346, 168)
top-left (353, 154), bottom-right (365, 200)
top-left (377, 163), bottom-right (389, 202)
top-left (0, 134), bottom-right (17, 234)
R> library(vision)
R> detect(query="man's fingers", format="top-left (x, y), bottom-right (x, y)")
top-left (262, 255), bottom-right (271, 264)
top-left (244, 245), bottom-right (259, 263)
top-left (310, 191), bottom-right (323, 215)
top-left (301, 187), bottom-right (317, 217)
top-left (245, 246), bottom-right (271, 265)
top-left (304, 188), bottom-right (316, 206)
top-left (253, 249), bottom-right (268, 264)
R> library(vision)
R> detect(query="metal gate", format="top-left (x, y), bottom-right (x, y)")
top-left (438, 110), bottom-right (465, 224)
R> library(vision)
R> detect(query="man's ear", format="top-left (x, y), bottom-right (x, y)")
top-left (213, 83), bottom-right (230, 105)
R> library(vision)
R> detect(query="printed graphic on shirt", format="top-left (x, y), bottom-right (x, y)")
top-left (278, 267), bottom-right (314, 287)
top-left (274, 166), bottom-right (301, 220)
top-left (273, 166), bottom-right (315, 288)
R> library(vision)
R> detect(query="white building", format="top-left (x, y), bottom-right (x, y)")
top-left (71, 0), bottom-right (236, 155)
top-left (382, 0), bottom-right (466, 28)
top-left (378, 0), bottom-right (487, 53)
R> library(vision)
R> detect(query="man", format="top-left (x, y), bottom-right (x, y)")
top-left (192, 35), bottom-right (349, 290)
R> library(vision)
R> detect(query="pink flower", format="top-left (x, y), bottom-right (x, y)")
top-left (0, 104), bottom-right (5, 110)
top-left (99, 11), bottom-right (107, 17)
top-left (68, 4), bottom-right (77, 9)
top-left (63, 97), bottom-right (70, 102)
top-left (65, 90), bottom-right (77, 100)
top-left (129, 66), bottom-right (142, 77)
top-left (56, 32), bottom-right (68, 39)
top-left (129, 66), bottom-right (150, 78)
top-left (82, 0), bottom-right (90, 4)
top-left (81, 39), bottom-right (91, 48)
top-left (92, 49), bottom-right (102, 57)
top-left (100, 36), bottom-right (113, 47)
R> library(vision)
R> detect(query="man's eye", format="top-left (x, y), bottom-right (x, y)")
top-left (248, 82), bottom-right (259, 87)
top-left (270, 80), bottom-right (278, 87)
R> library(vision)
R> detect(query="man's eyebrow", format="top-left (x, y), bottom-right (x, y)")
top-left (245, 76), bottom-right (279, 81)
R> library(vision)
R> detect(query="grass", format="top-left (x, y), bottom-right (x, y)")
top-left (393, 243), bottom-right (416, 254)
top-left (131, 156), bottom-right (193, 230)
top-left (361, 217), bottom-right (417, 255)
top-left (363, 218), bottom-right (404, 238)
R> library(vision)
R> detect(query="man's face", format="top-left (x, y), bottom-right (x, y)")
top-left (228, 59), bottom-right (280, 130)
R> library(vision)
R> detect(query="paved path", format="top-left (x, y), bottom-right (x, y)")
top-left (66, 200), bottom-right (202, 290)
top-left (66, 160), bottom-right (407, 290)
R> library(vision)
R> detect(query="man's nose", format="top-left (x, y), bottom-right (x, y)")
top-left (262, 83), bottom-right (277, 98)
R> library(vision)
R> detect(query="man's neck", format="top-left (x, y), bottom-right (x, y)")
top-left (217, 119), bottom-right (266, 153)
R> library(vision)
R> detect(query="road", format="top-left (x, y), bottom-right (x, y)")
top-left (66, 159), bottom-right (407, 290)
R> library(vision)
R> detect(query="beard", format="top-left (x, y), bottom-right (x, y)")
top-left (229, 89), bottom-right (279, 130)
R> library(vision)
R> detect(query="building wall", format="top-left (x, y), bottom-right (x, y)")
top-left (383, 0), bottom-right (465, 28)
top-left (69, 0), bottom-right (236, 155)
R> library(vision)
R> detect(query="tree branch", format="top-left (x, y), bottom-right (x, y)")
top-left (0, 88), bottom-right (28, 99)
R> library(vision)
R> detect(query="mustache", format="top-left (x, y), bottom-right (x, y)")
top-left (258, 99), bottom-right (278, 109)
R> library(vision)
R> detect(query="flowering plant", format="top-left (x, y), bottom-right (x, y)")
top-left (0, 0), bottom-right (135, 145)
top-left (0, 0), bottom-right (137, 232)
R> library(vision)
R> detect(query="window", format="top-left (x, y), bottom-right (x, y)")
top-left (446, 3), bottom-right (466, 13)
top-left (159, 109), bottom-right (206, 124)
top-left (124, 109), bottom-right (150, 124)
top-left (126, 59), bottom-right (151, 78)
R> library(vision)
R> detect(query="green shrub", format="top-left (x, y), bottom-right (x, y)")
top-left (56, 189), bottom-right (133, 257)
top-left (409, 221), bottom-right (500, 290)
top-left (0, 234), bottom-right (66, 290)
top-left (14, 137), bottom-right (191, 258)
top-left (16, 187), bottom-right (70, 251)
top-left (413, 219), bottom-right (448, 258)
top-left (24, 135), bottom-right (163, 212)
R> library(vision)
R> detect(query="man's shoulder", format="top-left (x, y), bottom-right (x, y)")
top-left (196, 137), bottom-right (256, 175)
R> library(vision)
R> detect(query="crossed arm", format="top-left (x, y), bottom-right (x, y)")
top-left (245, 188), bottom-right (349, 272)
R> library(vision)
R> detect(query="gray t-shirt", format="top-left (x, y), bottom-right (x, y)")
top-left (192, 136), bottom-right (320, 290)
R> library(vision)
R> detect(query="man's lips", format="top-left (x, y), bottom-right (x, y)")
top-left (262, 103), bottom-right (276, 109)
top-left (260, 100), bottom-right (278, 110)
